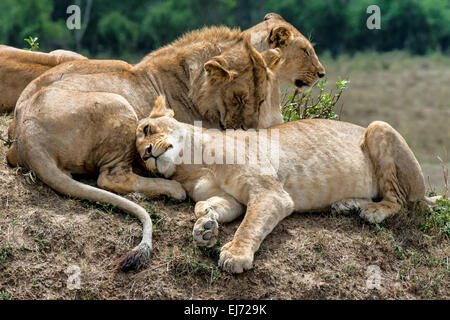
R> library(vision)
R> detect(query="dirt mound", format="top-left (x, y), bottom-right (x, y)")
top-left (0, 113), bottom-right (448, 300)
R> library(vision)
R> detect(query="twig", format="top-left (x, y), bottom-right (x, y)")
top-left (436, 155), bottom-right (448, 197)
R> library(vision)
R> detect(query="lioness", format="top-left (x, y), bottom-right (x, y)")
top-left (0, 45), bottom-right (86, 113)
top-left (136, 97), bottom-right (441, 273)
top-left (7, 27), bottom-right (281, 270)
top-left (245, 13), bottom-right (325, 90)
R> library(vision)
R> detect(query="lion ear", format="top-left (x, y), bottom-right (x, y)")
top-left (204, 58), bottom-right (236, 82)
top-left (264, 13), bottom-right (285, 21)
top-left (245, 36), bottom-right (267, 69)
top-left (149, 96), bottom-right (174, 118)
top-left (261, 48), bottom-right (281, 70)
top-left (268, 26), bottom-right (292, 49)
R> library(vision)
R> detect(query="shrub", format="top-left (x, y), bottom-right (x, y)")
top-left (282, 79), bottom-right (349, 122)
top-left (421, 197), bottom-right (450, 238)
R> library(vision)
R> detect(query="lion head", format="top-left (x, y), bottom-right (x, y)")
top-left (192, 35), bottom-right (281, 130)
top-left (136, 96), bottom-right (185, 178)
top-left (247, 13), bottom-right (326, 91)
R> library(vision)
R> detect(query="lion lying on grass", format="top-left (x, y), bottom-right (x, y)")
top-left (0, 45), bottom-right (86, 113)
top-left (136, 97), bottom-right (441, 273)
top-left (6, 27), bottom-right (281, 270)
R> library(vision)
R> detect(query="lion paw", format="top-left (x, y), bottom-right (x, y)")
top-left (331, 199), bottom-right (361, 215)
top-left (165, 181), bottom-right (186, 201)
top-left (359, 202), bottom-right (393, 224)
top-left (218, 242), bottom-right (253, 274)
top-left (193, 216), bottom-right (219, 247)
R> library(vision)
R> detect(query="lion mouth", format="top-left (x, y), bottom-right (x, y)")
top-left (295, 79), bottom-right (308, 88)
top-left (142, 145), bottom-right (152, 161)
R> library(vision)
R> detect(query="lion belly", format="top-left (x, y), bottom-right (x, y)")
top-left (277, 119), bottom-right (379, 212)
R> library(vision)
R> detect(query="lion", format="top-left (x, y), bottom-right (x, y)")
top-left (6, 27), bottom-right (281, 270)
top-left (135, 97), bottom-right (442, 273)
top-left (246, 13), bottom-right (325, 89)
top-left (1, 12), bottom-right (324, 122)
top-left (243, 12), bottom-right (326, 127)
top-left (0, 45), bottom-right (86, 113)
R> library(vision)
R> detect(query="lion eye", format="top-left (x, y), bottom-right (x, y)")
top-left (303, 48), bottom-right (310, 57)
top-left (234, 95), bottom-right (246, 107)
top-left (143, 125), bottom-right (150, 136)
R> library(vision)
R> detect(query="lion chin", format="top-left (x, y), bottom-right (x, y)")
top-left (155, 157), bottom-right (176, 179)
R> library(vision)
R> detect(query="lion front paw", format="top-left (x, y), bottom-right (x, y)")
top-left (165, 181), bottom-right (186, 201)
top-left (193, 216), bottom-right (219, 247)
top-left (218, 241), bottom-right (253, 274)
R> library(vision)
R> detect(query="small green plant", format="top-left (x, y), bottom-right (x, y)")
top-left (170, 253), bottom-right (219, 283)
top-left (395, 244), bottom-right (405, 260)
top-left (193, 243), bottom-right (221, 262)
top-left (33, 238), bottom-right (50, 249)
top-left (0, 290), bottom-right (12, 300)
top-left (79, 199), bottom-right (118, 214)
top-left (23, 36), bottom-right (39, 51)
top-left (31, 278), bottom-right (41, 288)
top-left (0, 246), bottom-right (13, 268)
top-left (420, 197), bottom-right (450, 238)
top-left (282, 78), bottom-right (349, 122)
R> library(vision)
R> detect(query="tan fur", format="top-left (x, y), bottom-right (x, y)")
top-left (2, 13), bottom-right (325, 126)
top-left (6, 27), bottom-right (280, 270)
top-left (136, 100), bottom-right (438, 273)
top-left (0, 45), bottom-right (86, 112)
top-left (242, 13), bottom-right (326, 127)
top-left (245, 13), bottom-right (325, 88)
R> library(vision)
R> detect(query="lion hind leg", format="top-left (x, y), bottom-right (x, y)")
top-left (360, 121), bottom-right (426, 223)
top-left (359, 201), bottom-right (402, 224)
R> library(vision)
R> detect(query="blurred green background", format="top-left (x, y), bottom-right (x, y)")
top-left (1, 0), bottom-right (450, 61)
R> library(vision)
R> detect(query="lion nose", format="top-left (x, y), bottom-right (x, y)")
top-left (143, 145), bottom-right (152, 161)
top-left (317, 72), bottom-right (325, 78)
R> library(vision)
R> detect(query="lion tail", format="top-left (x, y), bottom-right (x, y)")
top-left (22, 143), bottom-right (153, 271)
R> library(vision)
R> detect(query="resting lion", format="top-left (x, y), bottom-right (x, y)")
top-left (0, 45), bottom-right (86, 113)
top-left (7, 27), bottom-right (282, 270)
top-left (136, 97), bottom-right (441, 273)
top-left (1, 13), bottom-right (324, 118)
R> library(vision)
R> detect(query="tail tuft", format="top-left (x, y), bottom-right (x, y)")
top-left (114, 243), bottom-right (152, 271)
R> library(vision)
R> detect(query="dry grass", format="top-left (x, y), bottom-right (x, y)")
top-left (0, 52), bottom-right (449, 300)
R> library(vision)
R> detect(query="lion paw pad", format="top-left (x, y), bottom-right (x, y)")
top-left (193, 216), bottom-right (218, 247)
